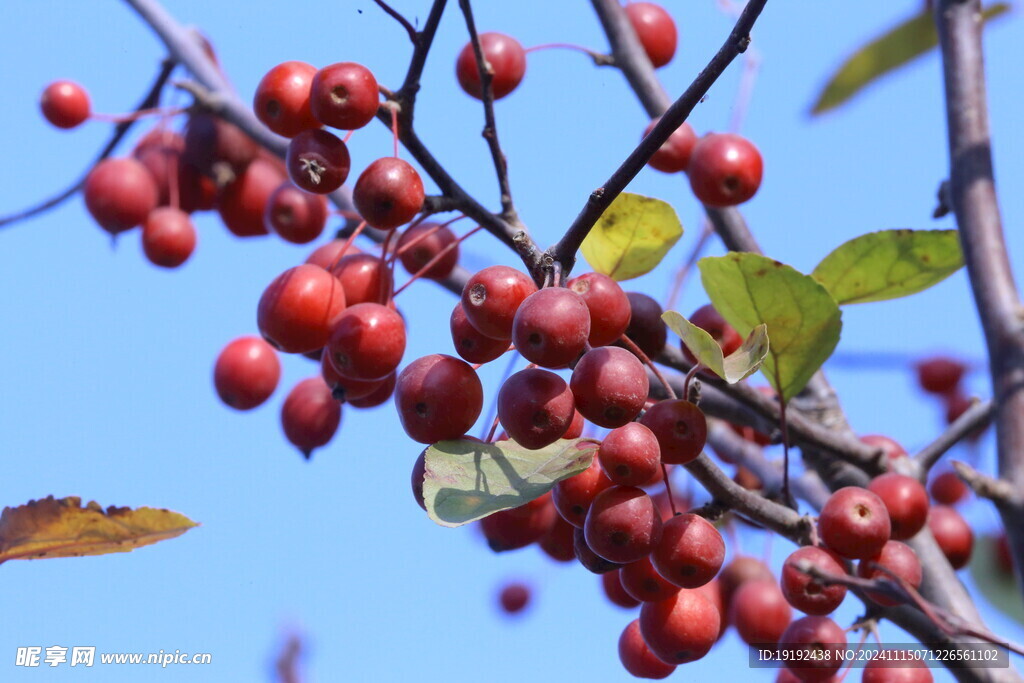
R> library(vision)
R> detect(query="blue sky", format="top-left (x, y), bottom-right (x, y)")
top-left (1, 1), bottom-right (1022, 681)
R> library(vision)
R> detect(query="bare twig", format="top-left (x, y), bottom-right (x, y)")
top-left (951, 460), bottom-right (1017, 503)
top-left (913, 399), bottom-right (995, 474)
top-left (372, 0), bottom-right (418, 43)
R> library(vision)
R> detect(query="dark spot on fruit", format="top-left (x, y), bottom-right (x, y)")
top-left (723, 175), bottom-right (740, 193)
top-left (415, 402), bottom-right (429, 418)
top-left (610, 531), bottom-right (630, 546)
top-left (330, 85), bottom-right (350, 105)
top-left (855, 503), bottom-right (869, 518)
top-left (266, 99), bottom-right (281, 119)
top-left (680, 565), bottom-right (696, 576)
top-left (605, 406), bottom-right (624, 422)
top-left (615, 464), bottom-right (630, 478)
top-left (807, 581), bottom-right (822, 595)
top-left (674, 420), bottom-right (691, 436)
top-left (528, 332), bottom-right (542, 347)
top-left (532, 411), bottom-right (550, 428)
top-left (571, 504), bottom-right (585, 517)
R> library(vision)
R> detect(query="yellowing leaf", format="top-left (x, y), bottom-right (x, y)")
top-left (423, 438), bottom-right (599, 527)
top-left (812, 229), bottom-right (963, 304)
top-left (811, 3), bottom-right (1009, 115)
top-left (663, 311), bottom-right (769, 383)
top-left (580, 192), bottom-right (682, 281)
top-left (0, 496), bottom-right (198, 564)
top-left (699, 253), bottom-right (842, 401)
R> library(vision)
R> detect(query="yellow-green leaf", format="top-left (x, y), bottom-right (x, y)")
top-left (699, 253), bottom-right (842, 401)
top-left (811, 3), bottom-right (1009, 115)
top-left (663, 311), bottom-right (769, 383)
top-left (422, 438), bottom-right (599, 527)
top-left (580, 192), bottom-right (682, 281)
top-left (0, 496), bottom-right (197, 564)
top-left (812, 229), bottom-right (964, 305)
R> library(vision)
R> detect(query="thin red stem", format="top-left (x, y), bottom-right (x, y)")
top-left (327, 221), bottom-right (367, 272)
top-left (393, 226), bottom-right (483, 297)
top-left (619, 335), bottom-right (677, 400)
top-left (390, 108), bottom-right (400, 158)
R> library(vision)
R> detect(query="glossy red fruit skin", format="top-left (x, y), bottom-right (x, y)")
top-left (213, 336), bottom-right (281, 410)
top-left (83, 158), bottom-right (159, 234)
top-left (682, 304), bottom-right (743, 364)
top-left (645, 118), bottom-right (697, 173)
top-left (320, 349), bottom-right (382, 401)
top-left (498, 583), bottom-right (531, 613)
top-left (780, 546), bottom-right (848, 616)
top-left (461, 265), bottom-right (538, 340)
top-left (347, 371), bottom-right (396, 409)
top-left (310, 62), bottom-right (379, 130)
top-left (480, 493), bottom-right (556, 552)
top-left (818, 486), bottom-right (891, 560)
top-left (512, 288), bottom-right (591, 368)
top-left (264, 182), bottom-right (328, 244)
top-left (326, 303), bottom-right (406, 381)
top-left (639, 589), bottom-right (720, 665)
top-left (449, 303), bottom-right (508, 364)
top-left (539, 515), bottom-right (576, 562)
top-left (141, 207), bottom-right (196, 268)
top-left (619, 619), bottom-right (676, 679)
top-left (497, 368), bottom-right (575, 450)
top-left (567, 272), bottom-right (631, 346)
top-left (280, 376), bottom-right (341, 458)
top-left (553, 458), bottom-right (614, 528)
top-left (40, 80), bottom-right (90, 129)
top-left (623, 292), bottom-right (667, 358)
top-left (563, 410), bottom-right (585, 439)
top-left (856, 540), bottom-right (922, 607)
top-left (306, 240), bottom-right (360, 270)
top-left (257, 264), bottom-right (347, 354)
top-left (179, 163), bottom-right (218, 213)
top-left (571, 346), bottom-right (650, 428)
top-left (183, 113), bottom-right (259, 177)
top-left (639, 399), bottom-right (708, 465)
top-left (719, 555), bottom-right (774, 607)
top-left (867, 473), bottom-right (929, 541)
top-left (928, 505), bottom-right (973, 569)
top-left (253, 61), bottom-right (320, 138)
top-left (599, 423), bottom-right (661, 487)
top-left (217, 157), bottom-right (286, 237)
top-left (133, 130), bottom-right (185, 207)
top-left (398, 222), bottom-right (460, 280)
top-left (352, 158), bottom-right (425, 230)
top-left (778, 616), bottom-right (846, 683)
top-left (584, 486), bottom-right (663, 564)
top-left (394, 354), bottom-right (483, 443)
top-left (860, 434), bottom-right (908, 462)
top-left (688, 133), bottom-right (763, 207)
top-left (862, 653), bottom-right (934, 683)
top-left (730, 579), bottom-right (792, 645)
top-left (930, 469), bottom-right (968, 505)
top-left (286, 129), bottom-right (350, 194)
top-left (603, 570), bottom-right (642, 609)
top-left (916, 356), bottom-right (966, 396)
top-left (456, 32), bottom-right (526, 100)
top-left (624, 2), bottom-right (678, 68)
top-left (574, 526), bottom-right (625, 574)
top-left (652, 513), bottom-right (725, 589)
top-left (331, 253), bottom-right (394, 306)
top-left (621, 556), bottom-right (681, 603)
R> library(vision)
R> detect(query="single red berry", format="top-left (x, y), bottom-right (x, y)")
top-left (619, 619), bottom-right (676, 679)
top-left (571, 346), bottom-right (650, 428)
top-left (928, 505), bottom-right (973, 569)
top-left (83, 158), bottom-right (159, 234)
top-left (449, 303), bottom-right (508, 365)
top-left (394, 354), bottom-right (483, 443)
top-left (598, 423), bottom-right (661, 487)
top-left (688, 133), bottom-right (763, 207)
top-left (867, 473), bottom-right (930, 541)
top-left (352, 157), bottom-right (425, 231)
top-left (512, 288), bottom-right (591, 368)
top-left (397, 222), bottom-right (460, 280)
top-left (40, 80), bottom-right (91, 129)
top-left (257, 264), bottom-right (347, 354)
top-left (645, 118), bottom-right (697, 173)
top-left (624, 2), bottom-right (678, 68)
top-left (310, 62), bottom-right (379, 130)
top-left (780, 546), bottom-right (848, 616)
top-left (331, 252), bottom-right (394, 306)
top-left (778, 616), bottom-right (846, 683)
top-left (639, 399), bottom-right (708, 465)
top-left (217, 157), bottom-right (287, 237)
top-left (730, 579), bottom-right (793, 645)
top-left (253, 61), bottom-right (320, 138)
top-left (141, 207), bottom-right (196, 268)
top-left (930, 469), bottom-right (969, 505)
top-left (818, 486), bottom-right (891, 560)
top-left (553, 458), bottom-right (614, 528)
top-left (264, 182), bottom-right (328, 244)
top-left (603, 570), bottom-right (642, 609)
top-left (916, 355), bottom-right (967, 396)
top-left (286, 128), bottom-right (350, 194)
top-left (622, 292), bottom-right (667, 358)
top-left (567, 272), bottom-right (632, 346)
top-left (584, 486), bottom-right (663, 564)
top-left (497, 368), bottom-right (575, 450)
top-left (280, 376), bottom-right (341, 459)
top-left (651, 513), bottom-right (725, 589)
top-left (639, 589), bottom-right (720, 665)
top-left (455, 32), bottom-right (527, 100)
top-left (326, 303), bottom-right (406, 381)
top-left (461, 265), bottom-right (538, 340)
top-left (856, 540), bottom-right (923, 607)
top-left (213, 336), bottom-right (281, 410)
top-left (498, 582), bottom-right (531, 614)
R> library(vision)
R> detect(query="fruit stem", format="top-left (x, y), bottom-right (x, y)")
top-left (390, 108), bottom-right (400, 158)
top-left (682, 363), bottom-right (703, 402)
top-left (524, 43), bottom-right (614, 66)
top-left (392, 226), bottom-right (483, 297)
top-left (618, 335), bottom-right (677, 400)
top-left (327, 220), bottom-right (367, 272)
top-left (661, 465), bottom-right (680, 517)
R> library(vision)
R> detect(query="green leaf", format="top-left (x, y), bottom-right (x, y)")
top-left (422, 438), bottom-right (599, 528)
top-left (811, 229), bottom-right (963, 305)
top-left (580, 192), bottom-right (683, 281)
top-left (662, 311), bottom-right (769, 383)
top-left (698, 253), bottom-right (842, 401)
top-left (969, 535), bottom-right (1024, 626)
top-left (810, 3), bottom-right (1010, 115)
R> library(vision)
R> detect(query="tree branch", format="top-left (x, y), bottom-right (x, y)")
top-left (372, 0), bottom-right (418, 43)
top-left (912, 398), bottom-right (995, 475)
